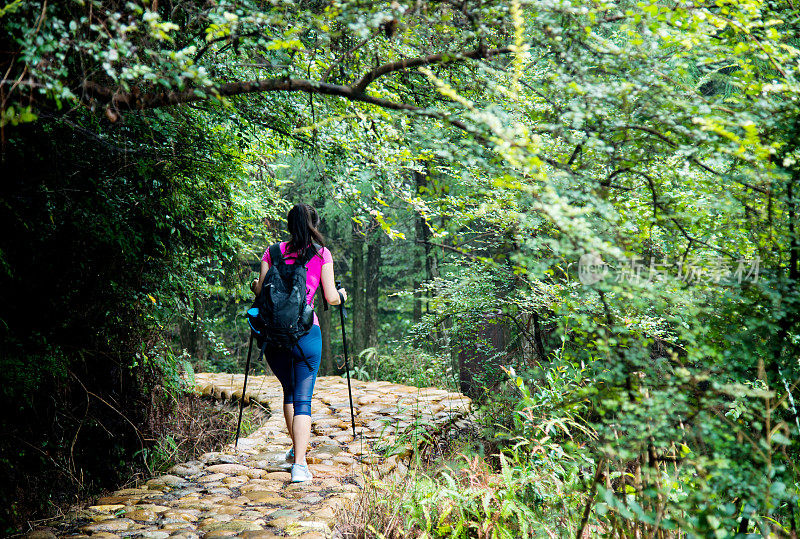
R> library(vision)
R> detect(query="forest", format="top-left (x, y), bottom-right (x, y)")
top-left (1, 0), bottom-right (799, 536)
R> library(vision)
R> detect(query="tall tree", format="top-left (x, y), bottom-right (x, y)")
top-left (413, 170), bottom-right (428, 321)
top-left (317, 289), bottom-right (333, 375)
top-left (350, 223), bottom-right (366, 356)
top-left (364, 221), bottom-right (383, 349)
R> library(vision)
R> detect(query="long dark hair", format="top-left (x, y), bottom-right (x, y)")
top-left (286, 203), bottom-right (325, 258)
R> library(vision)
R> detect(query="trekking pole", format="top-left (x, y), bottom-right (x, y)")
top-left (234, 331), bottom-right (254, 448)
top-left (337, 282), bottom-right (357, 438)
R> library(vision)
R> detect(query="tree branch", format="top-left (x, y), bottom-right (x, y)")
top-left (415, 239), bottom-right (480, 259)
top-left (615, 125), bottom-right (767, 193)
top-left (194, 31), bottom-right (262, 62)
top-left (636, 170), bottom-right (735, 258)
top-left (81, 77), bottom-right (419, 111)
top-left (82, 44), bottom-right (511, 114)
top-left (81, 75), bottom-right (485, 141)
top-left (322, 31), bottom-right (379, 83)
top-left (351, 46), bottom-right (512, 94)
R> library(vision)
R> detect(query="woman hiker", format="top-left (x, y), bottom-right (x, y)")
top-left (251, 203), bottom-right (346, 483)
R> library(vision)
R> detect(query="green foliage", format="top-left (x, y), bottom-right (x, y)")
top-left (0, 0), bottom-right (23, 18)
top-left (393, 0), bottom-right (800, 533)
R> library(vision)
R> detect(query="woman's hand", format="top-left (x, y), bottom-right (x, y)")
top-left (337, 288), bottom-right (347, 303)
top-left (250, 278), bottom-right (258, 294)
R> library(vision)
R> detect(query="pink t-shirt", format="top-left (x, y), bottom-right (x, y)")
top-left (262, 242), bottom-right (333, 326)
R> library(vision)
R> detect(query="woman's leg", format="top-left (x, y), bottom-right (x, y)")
top-left (283, 404), bottom-right (294, 440)
top-left (291, 325), bottom-right (322, 465)
top-left (292, 415), bottom-right (312, 464)
top-left (264, 346), bottom-right (296, 443)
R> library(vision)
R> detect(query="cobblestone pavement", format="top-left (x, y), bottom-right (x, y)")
top-left (50, 373), bottom-right (471, 539)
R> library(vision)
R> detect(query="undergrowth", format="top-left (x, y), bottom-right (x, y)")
top-left (337, 427), bottom-right (588, 538)
top-left (336, 362), bottom-right (594, 538)
top-left (137, 393), bottom-right (268, 477)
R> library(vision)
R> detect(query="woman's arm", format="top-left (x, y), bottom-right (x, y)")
top-left (320, 262), bottom-right (346, 305)
top-left (251, 260), bottom-right (269, 296)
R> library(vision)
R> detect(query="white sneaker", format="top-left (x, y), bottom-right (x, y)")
top-left (285, 447), bottom-right (294, 463)
top-left (291, 463), bottom-right (313, 483)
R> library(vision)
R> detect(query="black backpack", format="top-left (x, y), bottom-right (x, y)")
top-left (246, 243), bottom-right (318, 364)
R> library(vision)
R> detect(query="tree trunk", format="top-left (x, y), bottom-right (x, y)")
top-left (192, 298), bottom-right (201, 358)
top-left (413, 279), bottom-right (422, 322)
top-left (458, 314), bottom-right (510, 400)
top-left (364, 225), bottom-right (382, 349)
top-left (413, 171), bottom-right (426, 321)
top-left (318, 288), bottom-right (333, 375)
top-left (413, 238), bottom-right (423, 323)
top-left (351, 223), bottom-right (366, 357)
top-left (180, 296), bottom-right (204, 361)
top-left (425, 233), bottom-right (438, 294)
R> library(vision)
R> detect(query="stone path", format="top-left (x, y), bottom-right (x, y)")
top-left (55, 373), bottom-right (471, 538)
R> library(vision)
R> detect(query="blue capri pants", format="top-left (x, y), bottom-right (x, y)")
top-left (265, 325), bottom-right (322, 416)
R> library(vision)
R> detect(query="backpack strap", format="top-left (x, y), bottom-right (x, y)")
top-left (268, 243), bottom-right (283, 266)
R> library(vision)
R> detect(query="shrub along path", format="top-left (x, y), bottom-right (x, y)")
top-left (55, 373), bottom-right (471, 539)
